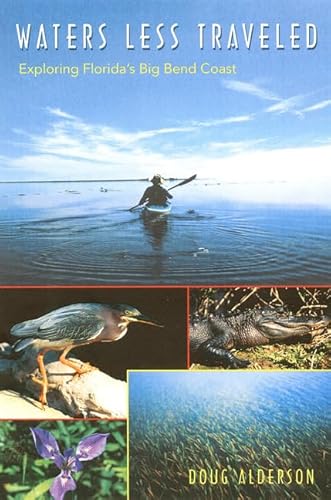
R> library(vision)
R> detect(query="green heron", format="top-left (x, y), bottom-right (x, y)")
top-left (11, 303), bottom-right (162, 407)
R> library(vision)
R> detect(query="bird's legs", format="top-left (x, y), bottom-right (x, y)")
top-left (59, 346), bottom-right (96, 376)
top-left (31, 347), bottom-right (96, 408)
top-left (31, 350), bottom-right (50, 408)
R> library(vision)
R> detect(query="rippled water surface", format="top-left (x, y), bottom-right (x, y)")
top-left (0, 180), bottom-right (329, 284)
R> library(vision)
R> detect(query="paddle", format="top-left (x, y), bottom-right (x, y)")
top-left (168, 174), bottom-right (197, 191)
top-left (129, 174), bottom-right (197, 211)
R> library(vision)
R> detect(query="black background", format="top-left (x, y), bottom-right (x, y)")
top-left (0, 287), bottom-right (188, 378)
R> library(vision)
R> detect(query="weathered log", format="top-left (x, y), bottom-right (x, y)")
top-left (0, 343), bottom-right (127, 418)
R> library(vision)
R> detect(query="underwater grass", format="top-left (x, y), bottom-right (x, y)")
top-left (129, 372), bottom-right (331, 499)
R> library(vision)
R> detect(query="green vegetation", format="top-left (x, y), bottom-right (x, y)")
top-left (0, 420), bottom-right (126, 499)
top-left (130, 372), bottom-right (330, 499)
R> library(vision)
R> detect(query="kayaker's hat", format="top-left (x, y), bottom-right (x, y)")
top-left (151, 174), bottom-right (164, 185)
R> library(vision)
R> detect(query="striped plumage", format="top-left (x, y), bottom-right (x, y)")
top-left (11, 303), bottom-right (162, 406)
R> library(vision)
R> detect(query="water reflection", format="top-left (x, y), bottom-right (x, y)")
top-left (141, 211), bottom-right (169, 251)
top-left (0, 180), bottom-right (330, 284)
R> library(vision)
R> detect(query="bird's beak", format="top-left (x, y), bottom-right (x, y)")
top-left (125, 314), bottom-right (164, 328)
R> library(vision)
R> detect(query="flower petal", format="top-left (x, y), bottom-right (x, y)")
top-left (69, 456), bottom-right (83, 472)
top-left (30, 427), bottom-right (61, 461)
top-left (50, 471), bottom-right (76, 500)
top-left (53, 453), bottom-right (66, 469)
top-left (63, 448), bottom-right (83, 472)
top-left (76, 433), bottom-right (109, 461)
top-left (63, 448), bottom-right (75, 458)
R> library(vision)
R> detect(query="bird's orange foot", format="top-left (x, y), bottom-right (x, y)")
top-left (72, 362), bottom-right (98, 379)
top-left (31, 375), bottom-right (57, 409)
top-left (30, 376), bottom-right (48, 409)
top-left (39, 389), bottom-right (48, 410)
top-left (59, 357), bottom-right (97, 377)
top-left (75, 361), bottom-right (95, 373)
top-left (31, 374), bottom-right (57, 389)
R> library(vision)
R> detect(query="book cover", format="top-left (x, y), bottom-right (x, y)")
top-left (0, 1), bottom-right (330, 499)
top-left (0, 0), bottom-right (329, 285)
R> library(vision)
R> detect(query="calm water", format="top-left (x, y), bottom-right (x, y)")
top-left (130, 371), bottom-right (330, 431)
top-left (129, 371), bottom-right (331, 498)
top-left (0, 179), bottom-right (329, 284)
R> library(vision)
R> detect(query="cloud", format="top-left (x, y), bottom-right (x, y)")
top-left (265, 96), bottom-right (305, 117)
top-left (208, 138), bottom-right (266, 154)
top-left (46, 107), bottom-right (77, 120)
top-left (223, 80), bottom-right (279, 101)
top-left (220, 115), bottom-right (253, 124)
top-left (3, 108), bottom-right (330, 191)
top-left (301, 99), bottom-right (331, 113)
top-left (223, 79), bottom-right (305, 117)
top-left (5, 109), bottom-right (211, 180)
top-left (40, 108), bottom-right (251, 151)
top-left (191, 114), bottom-right (253, 127)
top-left (8, 107), bottom-right (253, 165)
top-left (9, 142), bottom-right (330, 183)
top-left (108, 125), bottom-right (197, 144)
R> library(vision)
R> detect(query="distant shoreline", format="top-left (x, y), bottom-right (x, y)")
top-left (0, 178), bottom-right (182, 184)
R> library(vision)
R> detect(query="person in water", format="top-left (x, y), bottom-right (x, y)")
top-left (138, 174), bottom-right (173, 206)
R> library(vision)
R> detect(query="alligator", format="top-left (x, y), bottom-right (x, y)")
top-left (190, 308), bottom-right (330, 368)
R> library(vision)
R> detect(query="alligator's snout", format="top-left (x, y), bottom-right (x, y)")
top-left (309, 317), bottom-right (331, 336)
top-left (258, 314), bottom-right (330, 339)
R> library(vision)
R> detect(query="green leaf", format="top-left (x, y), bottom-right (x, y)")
top-left (22, 453), bottom-right (28, 484)
top-left (23, 478), bottom-right (53, 500)
top-left (3, 483), bottom-right (31, 493)
top-left (55, 421), bottom-right (71, 449)
top-left (3, 465), bottom-right (20, 476)
top-left (106, 443), bottom-right (121, 452)
top-left (112, 432), bottom-right (125, 448)
top-left (31, 465), bottom-right (46, 477)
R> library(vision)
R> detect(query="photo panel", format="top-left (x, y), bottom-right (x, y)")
top-left (0, 287), bottom-right (188, 419)
top-left (0, 419), bottom-right (126, 499)
top-left (189, 287), bottom-right (330, 370)
top-left (129, 370), bottom-right (330, 499)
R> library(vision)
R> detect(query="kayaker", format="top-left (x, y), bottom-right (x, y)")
top-left (137, 174), bottom-right (173, 207)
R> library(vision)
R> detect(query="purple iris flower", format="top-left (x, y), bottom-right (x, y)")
top-left (30, 427), bottom-right (109, 500)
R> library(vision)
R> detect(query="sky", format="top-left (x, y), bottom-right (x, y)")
top-left (1, 0), bottom-right (330, 182)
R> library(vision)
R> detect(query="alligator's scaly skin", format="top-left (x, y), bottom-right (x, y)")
top-left (190, 308), bottom-right (330, 368)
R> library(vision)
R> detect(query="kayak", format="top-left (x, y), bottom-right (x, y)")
top-left (144, 203), bottom-right (172, 215)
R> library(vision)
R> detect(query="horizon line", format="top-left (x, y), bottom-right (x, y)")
top-left (0, 177), bottom-right (183, 184)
